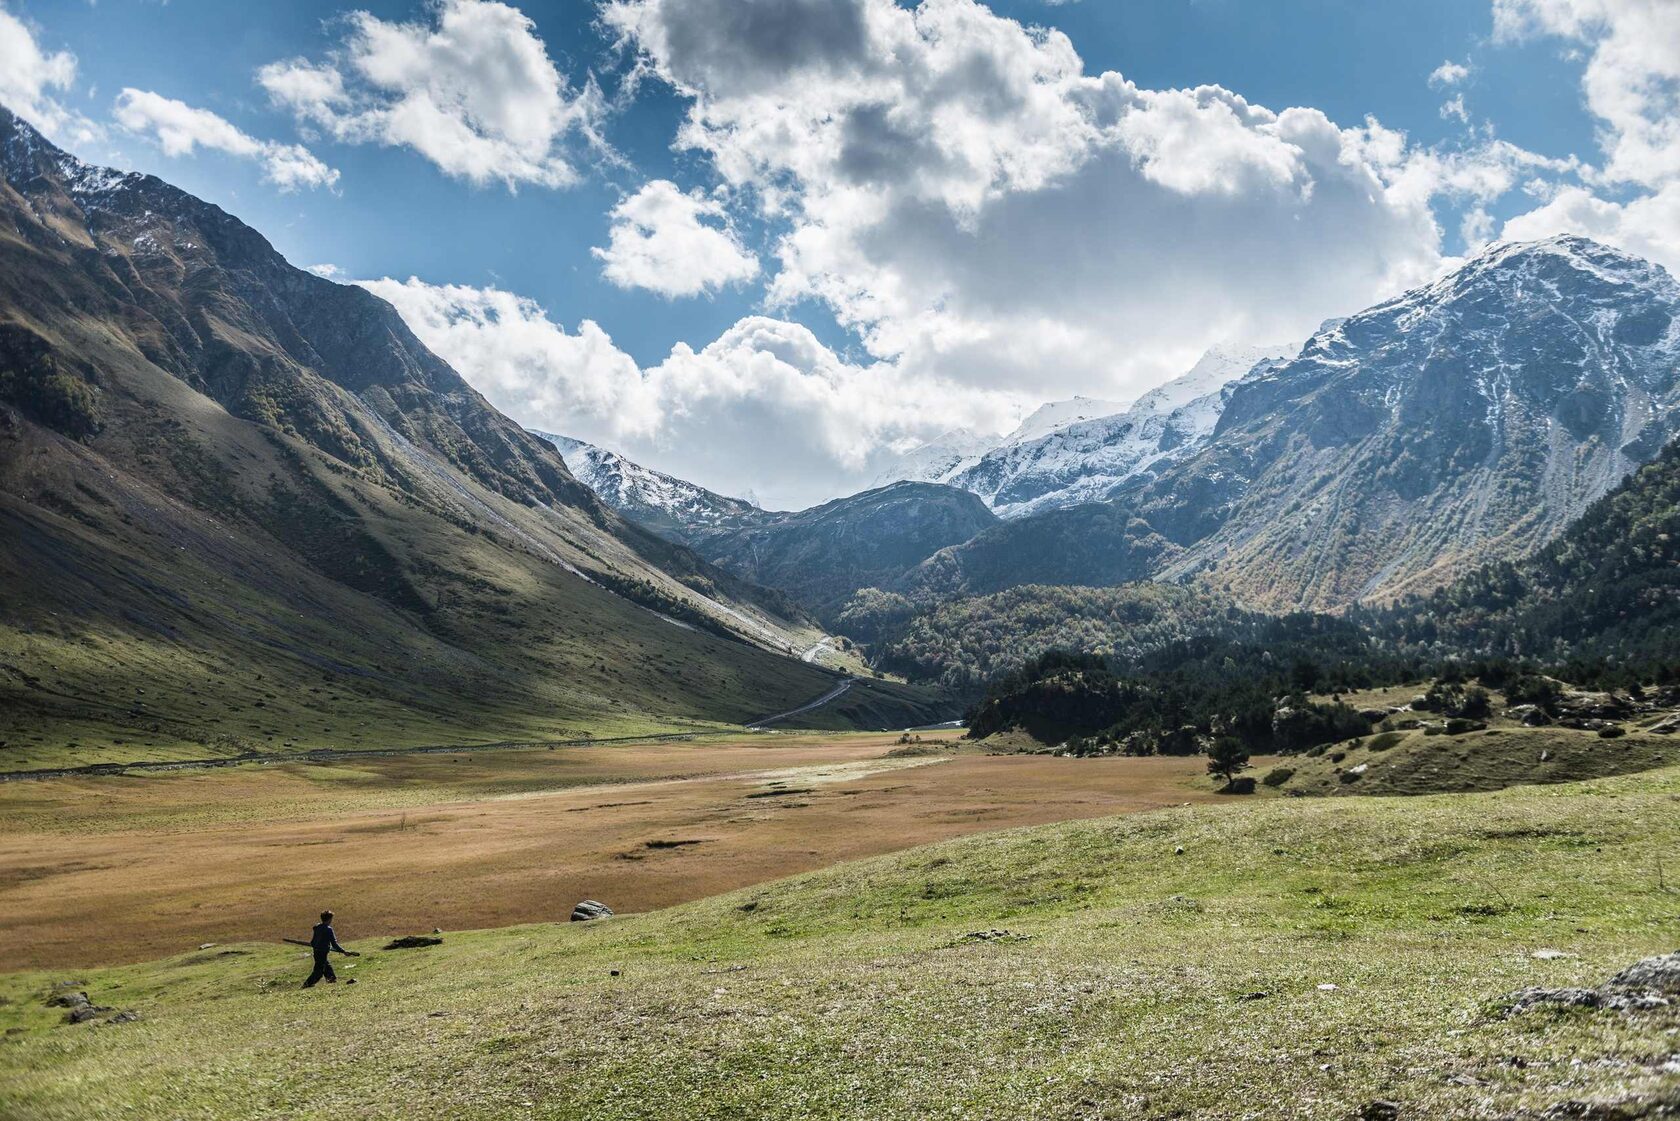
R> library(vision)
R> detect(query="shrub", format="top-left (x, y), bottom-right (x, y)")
top-left (0, 328), bottom-right (101, 439)
top-left (1260, 766), bottom-right (1295, 787)
top-left (1206, 735), bottom-right (1250, 783)
top-left (1505, 674), bottom-right (1562, 712)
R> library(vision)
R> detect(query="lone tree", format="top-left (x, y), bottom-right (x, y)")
top-left (1206, 735), bottom-right (1250, 784)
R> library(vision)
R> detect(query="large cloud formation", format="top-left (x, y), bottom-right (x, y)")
top-left (359, 275), bottom-right (1018, 508)
top-left (599, 0), bottom-right (1464, 399)
top-left (259, 0), bottom-right (602, 189)
top-left (1492, 0), bottom-right (1680, 270)
top-left (367, 0), bottom-right (1675, 507)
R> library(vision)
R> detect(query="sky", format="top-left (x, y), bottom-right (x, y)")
top-left (3, 0), bottom-right (1678, 509)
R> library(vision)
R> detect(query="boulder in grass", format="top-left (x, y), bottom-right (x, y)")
top-left (1606, 953), bottom-right (1680, 997)
top-left (571, 900), bottom-right (614, 922)
top-left (1504, 952), bottom-right (1680, 1015)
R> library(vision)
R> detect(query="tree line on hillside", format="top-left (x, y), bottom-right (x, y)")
top-left (1373, 436), bottom-right (1680, 683)
top-left (961, 633), bottom-right (1663, 761)
top-left (835, 433), bottom-right (1680, 704)
top-left (964, 616), bottom-right (1410, 754)
top-left (841, 583), bottom-right (1271, 693)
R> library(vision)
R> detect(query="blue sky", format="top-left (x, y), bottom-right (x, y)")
top-left (3, 0), bottom-right (1676, 506)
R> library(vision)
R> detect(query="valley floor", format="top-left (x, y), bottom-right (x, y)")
top-left (0, 732), bottom-right (1224, 970)
top-left (3, 764), bottom-right (1679, 1119)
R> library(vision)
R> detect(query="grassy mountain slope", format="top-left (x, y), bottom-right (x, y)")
top-left (5, 767), bottom-right (1679, 1118)
top-left (0, 107), bottom-right (907, 768)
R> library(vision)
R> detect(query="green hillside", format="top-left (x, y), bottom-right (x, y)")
top-left (5, 768), bottom-right (1679, 1119)
top-left (0, 108), bottom-right (954, 769)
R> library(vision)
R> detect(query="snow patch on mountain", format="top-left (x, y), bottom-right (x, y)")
top-left (1003, 396), bottom-right (1132, 445)
top-left (867, 428), bottom-right (996, 489)
top-left (536, 432), bottom-right (760, 533)
top-left (948, 343), bottom-right (1296, 518)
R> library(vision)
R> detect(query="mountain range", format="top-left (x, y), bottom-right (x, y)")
top-left (0, 106), bottom-right (946, 767)
top-left (912, 236), bottom-right (1679, 611)
top-left (561, 237), bottom-right (1679, 626)
top-left (6, 91), bottom-right (1678, 762)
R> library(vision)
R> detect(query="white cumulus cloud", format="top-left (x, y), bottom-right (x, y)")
top-left (592, 180), bottom-right (760, 297)
top-left (258, 0), bottom-right (601, 190)
top-left (357, 275), bottom-right (1022, 508)
top-left (602, 0), bottom-right (1460, 404)
top-left (113, 89), bottom-right (339, 191)
top-left (0, 7), bottom-right (98, 145)
top-left (1429, 60), bottom-right (1471, 87)
top-left (1493, 0), bottom-right (1680, 273)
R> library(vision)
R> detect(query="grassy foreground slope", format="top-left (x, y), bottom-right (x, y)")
top-left (5, 770), bottom-right (1680, 1119)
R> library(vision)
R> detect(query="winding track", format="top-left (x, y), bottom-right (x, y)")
top-left (746, 679), bottom-right (854, 730)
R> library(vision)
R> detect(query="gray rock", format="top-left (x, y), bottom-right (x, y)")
top-left (1606, 953), bottom-right (1680, 996)
top-left (1361, 1102), bottom-right (1401, 1121)
top-left (570, 900), bottom-right (614, 922)
top-left (1504, 986), bottom-right (1606, 1013)
top-left (1505, 953), bottom-right (1680, 1015)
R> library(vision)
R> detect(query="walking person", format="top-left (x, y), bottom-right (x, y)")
top-left (302, 910), bottom-right (358, 987)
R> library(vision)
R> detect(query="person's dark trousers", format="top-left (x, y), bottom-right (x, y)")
top-left (304, 954), bottom-right (336, 987)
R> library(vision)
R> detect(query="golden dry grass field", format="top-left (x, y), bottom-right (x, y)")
top-left (0, 732), bottom-right (1231, 970)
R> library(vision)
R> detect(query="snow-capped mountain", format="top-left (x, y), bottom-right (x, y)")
top-left (912, 236), bottom-right (1680, 610)
top-left (1001, 396), bottom-right (1132, 445)
top-left (535, 434), bottom-right (761, 539)
top-left (867, 398), bottom-right (1135, 491)
top-left (947, 344), bottom-right (1294, 518)
top-left (866, 428), bottom-right (996, 489)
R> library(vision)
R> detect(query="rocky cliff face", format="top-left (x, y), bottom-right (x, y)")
top-left (911, 237), bottom-right (1680, 610)
top-left (1, 108), bottom-right (591, 513)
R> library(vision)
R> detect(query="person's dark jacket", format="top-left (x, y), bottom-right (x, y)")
top-left (310, 922), bottom-right (346, 956)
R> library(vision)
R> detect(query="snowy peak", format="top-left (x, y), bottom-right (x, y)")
top-left (1133, 343), bottom-right (1295, 415)
top-left (1159, 235), bottom-right (1680, 606)
top-left (867, 428), bottom-right (995, 489)
top-left (1003, 396), bottom-right (1131, 445)
top-left (945, 342), bottom-right (1296, 518)
top-left (535, 433), bottom-right (760, 538)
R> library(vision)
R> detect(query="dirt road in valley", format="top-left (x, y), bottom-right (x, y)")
top-left (0, 733), bottom-right (1230, 969)
top-left (746, 679), bottom-right (854, 727)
